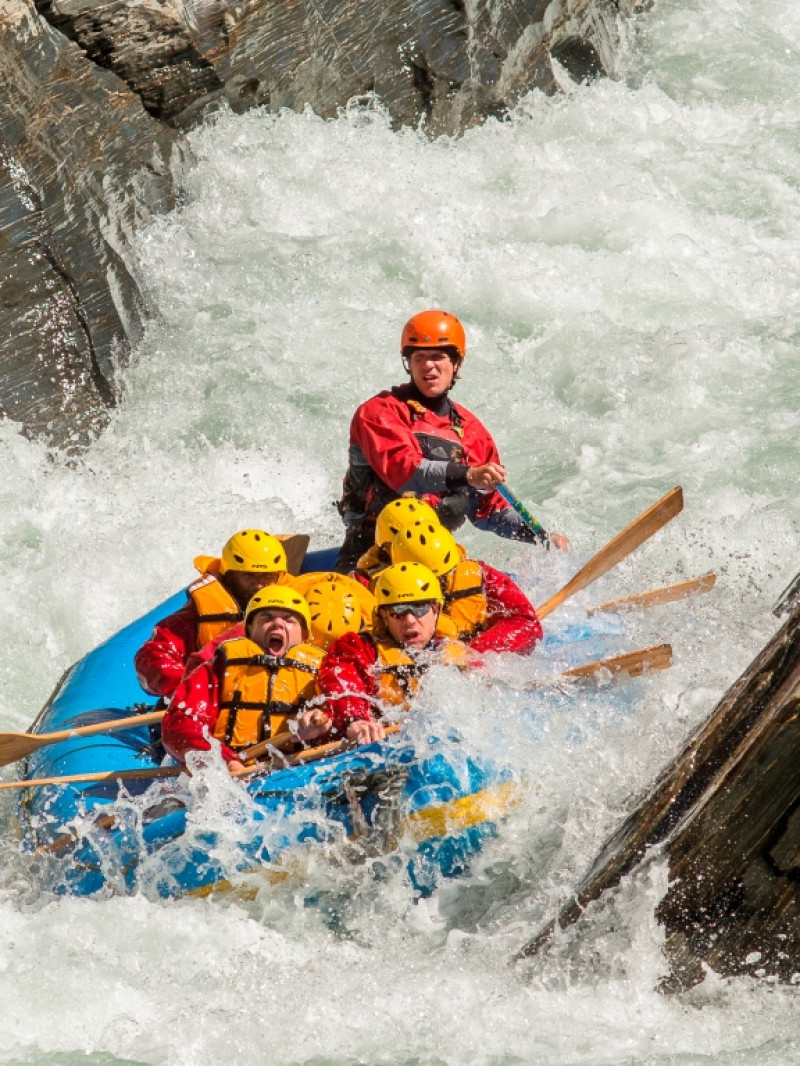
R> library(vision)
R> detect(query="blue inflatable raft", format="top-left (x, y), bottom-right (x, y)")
top-left (14, 547), bottom-right (521, 899)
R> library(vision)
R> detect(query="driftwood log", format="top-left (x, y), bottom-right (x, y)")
top-left (516, 600), bottom-right (800, 990)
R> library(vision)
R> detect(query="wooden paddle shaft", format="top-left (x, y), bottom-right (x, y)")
top-left (0, 765), bottom-right (182, 791)
top-left (587, 573), bottom-right (715, 616)
top-left (524, 644), bottom-right (673, 689)
top-left (233, 723), bottom-right (402, 776)
top-left (561, 643), bottom-right (673, 680)
top-left (536, 487), bottom-right (684, 621)
top-left (0, 709), bottom-right (166, 769)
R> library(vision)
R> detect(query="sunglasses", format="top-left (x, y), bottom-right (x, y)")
top-left (384, 601), bottom-right (437, 619)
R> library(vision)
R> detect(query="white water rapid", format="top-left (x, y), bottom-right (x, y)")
top-left (1, 0), bottom-right (799, 1061)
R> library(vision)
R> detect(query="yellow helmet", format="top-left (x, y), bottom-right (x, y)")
top-left (374, 497), bottom-right (439, 548)
top-left (220, 530), bottom-right (287, 574)
top-left (245, 586), bottom-right (311, 631)
top-left (305, 575), bottom-right (366, 649)
top-left (390, 522), bottom-right (459, 577)
top-left (373, 563), bottom-right (443, 608)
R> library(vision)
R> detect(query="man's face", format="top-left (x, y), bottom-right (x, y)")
top-left (407, 349), bottom-right (456, 398)
top-left (248, 609), bottom-right (305, 656)
top-left (381, 602), bottom-right (439, 649)
top-left (224, 569), bottom-right (282, 609)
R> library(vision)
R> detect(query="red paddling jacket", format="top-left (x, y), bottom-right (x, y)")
top-left (338, 384), bottom-right (510, 530)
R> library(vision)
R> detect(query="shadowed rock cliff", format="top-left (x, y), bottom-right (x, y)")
top-left (34, 0), bottom-right (641, 133)
top-left (0, 0), bottom-right (185, 447)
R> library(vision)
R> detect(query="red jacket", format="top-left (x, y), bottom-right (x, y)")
top-left (161, 658), bottom-right (238, 765)
top-left (317, 632), bottom-right (404, 734)
top-left (134, 601), bottom-right (202, 698)
top-left (317, 631), bottom-right (479, 735)
top-left (471, 563), bottom-right (542, 655)
top-left (349, 386), bottom-right (508, 521)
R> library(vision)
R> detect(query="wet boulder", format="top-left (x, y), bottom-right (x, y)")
top-left (2, 0), bottom-right (643, 446)
top-left (516, 599), bottom-right (800, 990)
top-left (0, 0), bottom-right (186, 447)
top-left (35, 0), bottom-right (643, 134)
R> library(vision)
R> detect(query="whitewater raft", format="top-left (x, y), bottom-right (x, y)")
top-left (15, 547), bottom-right (521, 899)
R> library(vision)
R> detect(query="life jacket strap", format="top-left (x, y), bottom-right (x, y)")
top-left (443, 584), bottom-right (484, 604)
top-left (224, 654), bottom-right (317, 676)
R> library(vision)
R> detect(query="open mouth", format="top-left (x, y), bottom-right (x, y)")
top-left (266, 631), bottom-right (286, 654)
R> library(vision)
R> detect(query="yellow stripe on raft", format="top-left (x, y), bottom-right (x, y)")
top-left (407, 780), bottom-right (523, 842)
top-left (183, 780), bottom-right (524, 899)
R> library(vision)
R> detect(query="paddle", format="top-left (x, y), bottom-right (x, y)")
top-left (232, 723), bottom-right (402, 777)
top-left (276, 533), bottom-right (311, 576)
top-left (0, 640), bottom-right (672, 794)
top-left (552, 643), bottom-right (672, 682)
top-left (496, 484), bottom-right (548, 541)
top-left (535, 486), bottom-right (684, 621)
top-left (520, 643), bottom-right (672, 690)
top-left (0, 724), bottom-right (402, 792)
top-left (586, 573), bottom-right (715, 616)
top-left (0, 709), bottom-right (167, 770)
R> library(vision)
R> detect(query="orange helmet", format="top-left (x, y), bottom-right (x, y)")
top-left (401, 310), bottom-right (466, 361)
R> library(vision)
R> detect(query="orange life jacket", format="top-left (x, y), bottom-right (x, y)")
top-left (188, 567), bottom-right (242, 649)
top-left (440, 559), bottom-right (487, 640)
top-left (371, 628), bottom-right (472, 711)
top-left (213, 636), bottom-right (324, 749)
top-left (354, 543), bottom-right (391, 588)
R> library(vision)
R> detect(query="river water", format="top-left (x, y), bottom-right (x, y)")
top-left (1, 0), bottom-right (799, 1061)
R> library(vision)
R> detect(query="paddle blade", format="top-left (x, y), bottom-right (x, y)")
top-left (0, 732), bottom-right (49, 767)
top-left (0, 709), bottom-right (165, 769)
top-left (561, 643), bottom-right (673, 681)
top-left (537, 487), bottom-right (684, 620)
top-left (277, 534), bottom-right (311, 575)
top-left (587, 572), bottom-right (716, 616)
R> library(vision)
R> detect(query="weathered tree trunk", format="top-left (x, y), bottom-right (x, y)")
top-left (516, 602), bottom-right (800, 990)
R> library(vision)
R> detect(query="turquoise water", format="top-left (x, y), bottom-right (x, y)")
top-left (1, 0), bottom-right (799, 1060)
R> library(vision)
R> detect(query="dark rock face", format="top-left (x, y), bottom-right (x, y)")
top-left (2, 0), bottom-right (639, 446)
top-left (516, 603), bottom-right (800, 990)
top-left (0, 1), bottom-right (186, 446)
top-left (35, 0), bottom-right (638, 133)
top-left (34, 0), bottom-right (224, 125)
